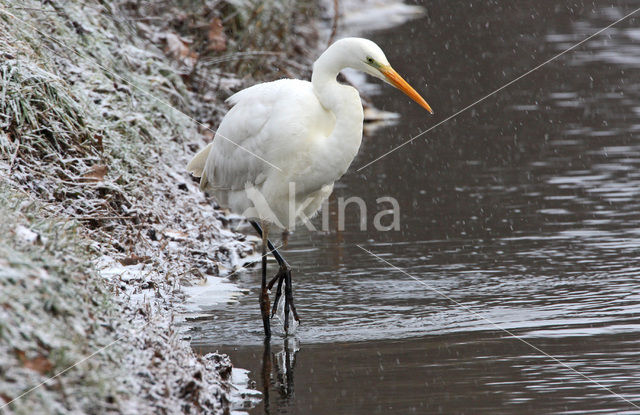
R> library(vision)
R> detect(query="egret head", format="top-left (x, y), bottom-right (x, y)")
top-left (334, 38), bottom-right (434, 114)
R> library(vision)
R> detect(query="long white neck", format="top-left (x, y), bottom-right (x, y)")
top-left (311, 42), bottom-right (364, 175)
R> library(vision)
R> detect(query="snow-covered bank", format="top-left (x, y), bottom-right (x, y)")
top-left (1, 189), bottom-right (237, 414)
top-left (0, 0), bottom-right (320, 413)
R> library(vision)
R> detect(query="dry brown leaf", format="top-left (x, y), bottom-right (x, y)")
top-left (81, 164), bottom-right (108, 182)
top-left (206, 18), bottom-right (226, 52)
top-left (24, 356), bottom-right (54, 374)
top-left (95, 133), bottom-right (104, 152)
top-left (16, 350), bottom-right (54, 374)
top-left (165, 32), bottom-right (198, 64)
top-left (202, 129), bottom-right (214, 142)
top-left (197, 124), bottom-right (215, 142)
top-left (118, 255), bottom-right (151, 266)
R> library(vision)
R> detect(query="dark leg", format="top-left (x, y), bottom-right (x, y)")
top-left (283, 338), bottom-right (296, 397)
top-left (259, 222), bottom-right (271, 338)
top-left (270, 276), bottom-right (284, 318)
top-left (250, 221), bottom-right (300, 334)
top-left (261, 338), bottom-right (271, 414)
top-left (250, 221), bottom-right (288, 267)
top-left (284, 267), bottom-right (293, 331)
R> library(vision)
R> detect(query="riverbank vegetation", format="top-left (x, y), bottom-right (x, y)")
top-left (0, 0), bottom-right (320, 413)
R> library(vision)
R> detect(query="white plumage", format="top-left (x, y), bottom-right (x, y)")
top-left (187, 37), bottom-right (432, 337)
top-left (187, 37), bottom-right (432, 230)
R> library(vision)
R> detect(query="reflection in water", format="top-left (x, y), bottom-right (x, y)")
top-left (187, 1), bottom-right (640, 413)
top-left (260, 338), bottom-right (298, 415)
top-left (200, 333), bottom-right (640, 414)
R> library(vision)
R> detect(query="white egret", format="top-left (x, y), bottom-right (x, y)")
top-left (187, 37), bottom-right (432, 337)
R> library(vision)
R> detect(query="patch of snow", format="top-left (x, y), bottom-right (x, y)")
top-left (182, 275), bottom-right (248, 315)
top-left (163, 229), bottom-right (188, 240)
top-left (96, 256), bottom-right (150, 283)
top-left (95, 256), bottom-right (154, 305)
top-left (230, 367), bottom-right (262, 415)
top-left (332, 0), bottom-right (425, 34)
top-left (14, 224), bottom-right (39, 244)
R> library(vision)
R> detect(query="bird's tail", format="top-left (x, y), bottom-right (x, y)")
top-left (187, 143), bottom-right (213, 189)
top-left (187, 143), bottom-right (212, 177)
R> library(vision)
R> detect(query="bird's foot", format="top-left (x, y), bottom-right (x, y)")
top-left (267, 265), bottom-right (300, 334)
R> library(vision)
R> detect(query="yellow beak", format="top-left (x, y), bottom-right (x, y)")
top-left (381, 65), bottom-right (433, 114)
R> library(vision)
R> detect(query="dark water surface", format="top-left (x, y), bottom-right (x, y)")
top-left (190, 1), bottom-right (640, 413)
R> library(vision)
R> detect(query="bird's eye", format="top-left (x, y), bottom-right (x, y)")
top-left (366, 57), bottom-right (374, 64)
